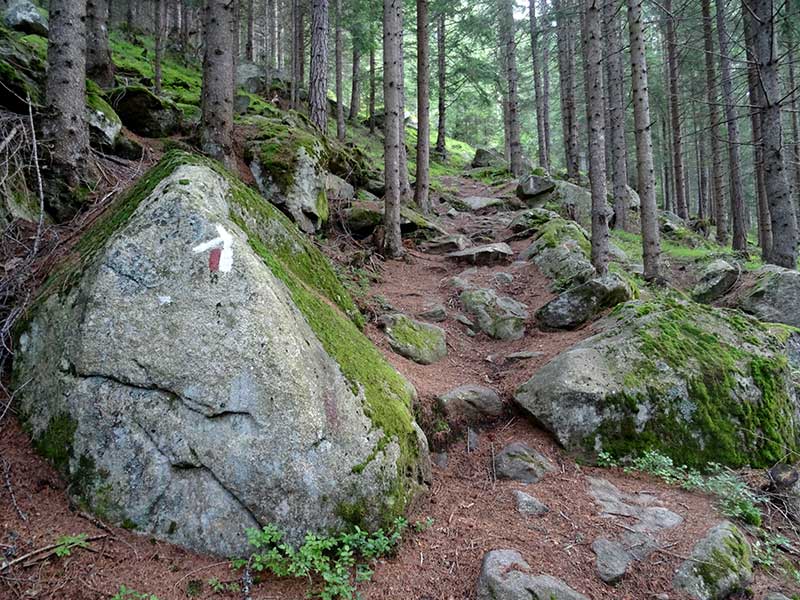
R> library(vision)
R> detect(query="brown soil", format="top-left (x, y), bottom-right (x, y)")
top-left (1, 165), bottom-right (796, 600)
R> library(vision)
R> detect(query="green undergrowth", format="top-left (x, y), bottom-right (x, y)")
top-left (596, 297), bottom-right (798, 468)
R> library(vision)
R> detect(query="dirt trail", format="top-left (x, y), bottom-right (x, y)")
top-left (0, 175), bottom-right (748, 600)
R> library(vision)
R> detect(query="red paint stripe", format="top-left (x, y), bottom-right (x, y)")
top-left (209, 247), bottom-right (221, 272)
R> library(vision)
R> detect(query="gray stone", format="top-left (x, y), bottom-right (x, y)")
top-left (234, 93), bottom-right (251, 115)
top-left (236, 62), bottom-right (268, 94)
top-left (86, 97), bottom-right (122, 148)
top-left (513, 490), bottom-right (549, 516)
top-left (493, 272), bottom-right (514, 285)
top-left (107, 86), bottom-right (182, 138)
top-left (736, 265), bottom-right (800, 328)
top-left (509, 208), bottom-right (559, 233)
top-left (588, 478), bottom-right (683, 533)
top-left (535, 274), bottom-right (633, 330)
top-left (325, 172), bottom-right (355, 201)
top-left (438, 384), bottom-right (503, 424)
top-left (520, 219), bottom-right (595, 289)
top-left (673, 522), bottom-right (753, 600)
top-left (418, 304), bottom-right (447, 322)
top-left (446, 242), bottom-right (514, 265)
top-left (506, 350), bottom-right (545, 362)
top-left (692, 259), bottom-right (739, 303)
top-left (381, 313), bottom-right (447, 365)
top-left (515, 298), bottom-right (800, 467)
top-left (477, 550), bottom-right (589, 600)
top-left (459, 196), bottom-right (505, 212)
top-left (467, 428), bottom-right (480, 452)
top-left (3, 0), bottom-right (47, 35)
top-left (592, 538), bottom-right (632, 584)
top-left (516, 175), bottom-right (556, 201)
top-left (764, 593), bottom-right (791, 600)
top-left (472, 148), bottom-right (505, 168)
top-left (494, 442), bottom-right (555, 484)
top-left (422, 234), bottom-right (471, 254)
top-left (460, 287), bottom-right (528, 340)
top-left (455, 313), bottom-right (475, 327)
top-left (431, 452), bottom-right (449, 469)
top-left (13, 160), bottom-right (429, 557)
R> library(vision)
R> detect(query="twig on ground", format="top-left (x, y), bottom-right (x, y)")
top-left (0, 535), bottom-right (106, 572)
top-left (1, 457), bottom-right (26, 522)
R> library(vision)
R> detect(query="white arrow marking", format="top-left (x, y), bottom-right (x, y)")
top-left (192, 224), bottom-right (234, 273)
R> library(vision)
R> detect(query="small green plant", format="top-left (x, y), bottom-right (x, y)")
top-left (110, 586), bottom-right (159, 600)
top-left (413, 517), bottom-right (435, 533)
top-left (207, 577), bottom-right (241, 594)
top-left (53, 533), bottom-right (89, 558)
top-left (752, 532), bottom-right (791, 568)
top-left (597, 451), bottom-right (619, 468)
top-left (623, 450), bottom-right (764, 525)
top-left (233, 517), bottom-right (409, 600)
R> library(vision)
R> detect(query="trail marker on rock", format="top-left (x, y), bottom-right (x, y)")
top-left (192, 224), bottom-right (233, 273)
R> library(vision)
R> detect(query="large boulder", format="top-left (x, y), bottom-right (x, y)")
top-left (471, 148), bottom-right (505, 169)
top-left (437, 384), bottom-right (503, 425)
top-left (514, 297), bottom-right (800, 468)
top-left (535, 274), bottom-right (633, 330)
top-left (107, 86), bottom-right (182, 138)
top-left (735, 265), bottom-right (800, 328)
top-left (13, 152), bottom-right (429, 556)
top-left (446, 243), bottom-right (514, 265)
top-left (516, 174), bottom-right (556, 201)
top-left (236, 61), bottom-right (268, 94)
top-left (381, 314), bottom-right (447, 365)
top-left (520, 219), bottom-right (595, 289)
top-left (3, 0), bottom-right (47, 36)
top-left (341, 200), bottom-right (447, 240)
top-left (0, 25), bottom-right (47, 112)
top-left (673, 522), bottom-right (753, 600)
top-left (477, 550), bottom-right (589, 600)
top-left (508, 207), bottom-right (559, 234)
top-left (460, 287), bottom-right (529, 340)
top-left (692, 259), bottom-right (739, 304)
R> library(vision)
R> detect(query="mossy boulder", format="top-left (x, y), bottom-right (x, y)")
top-left (341, 200), bottom-right (447, 240)
top-left (471, 148), bottom-right (505, 169)
top-left (735, 265), bottom-right (800, 328)
top-left (381, 313), bottom-right (447, 365)
top-left (0, 26), bottom-right (46, 111)
top-left (692, 259), bottom-right (739, 304)
top-left (3, 0), bottom-right (47, 36)
top-left (520, 218), bottom-right (595, 290)
top-left (536, 274), bottom-right (633, 330)
top-left (460, 287), bottom-right (529, 340)
top-left (508, 207), bottom-right (560, 234)
top-left (107, 85), bottom-right (182, 137)
top-left (514, 297), bottom-right (800, 468)
top-left (672, 521), bottom-right (753, 600)
top-left (516, 174), bottom-right (556, 201)
top-left (13, 151), bottom-right (429, 556)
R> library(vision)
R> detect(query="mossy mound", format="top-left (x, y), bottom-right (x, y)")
top-left (0, 26), bottom-right (46, 111)
top-left (515, 295), bottom-right (800, 469)
top-left (381, 314), bottom-right (447, 365)
top-left (107, 85), bottom-right (182, 137)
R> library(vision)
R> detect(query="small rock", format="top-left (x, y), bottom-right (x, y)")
top-left (447, 243), bottom-right (514, 266)
top-left (591, 538), bottom-right (632, 584)
top-left (422, 234), bottom-right (471, 254)
top-left (325, 173), bottom-right (355, 201)
top-left (764, 593), bottom-right (791, 600)
top-left (381, 314), bottom-right (447, 365)
top-left (418, 304), bottom-right (447, 322)
top-left (516, 174), bottom-right (556, 201)
top-left (467, 428), bottom-right (480, 452)
top-left (493, 272), bottom-right (514, 285)
top-left (472, 148), bottom-right (505, 168)
top-left (459, 196), bottom-right (505, 212)
top-left (3, 0), bottom-right (48, 35)
top-left (431, 452), bottom-right (449, 469)
top-left (509, 208), bottom-right (560, 232)
top-left (494, 442), bottom-right (555, 484)
top-left (455, 314), bottom-right (475, 327)
top-left (438, 384), bottom-right (503, 424)
top-left (513, 490), bottom-right (549, 516)
top-left (692, 259), bottom-right (739, 303)
top-left (673, 521), bottom-right (753, 600)
top-left (442, 276), bottom-right (473, 291)
top-left (477, 550), bottom-right (589, 600)
top-left (536, 274), bottom-right (633, 330)
top-left (506, 350), bottom-right (545, 362)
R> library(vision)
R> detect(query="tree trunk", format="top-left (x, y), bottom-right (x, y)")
top-left (584, 0), bottom-right (609, 274)
top-left (434, 11), bottom-right (446, 158)
top-left (126, 0), bottom-right (134, 35)
top-left (44, 0), bottom-right (93, 220)
top-left (554, 0), bottom-right (579, 179)
top-left (201, 0), bottom-right (235, 170)
top-left (291, 0), bottom-right (300, 108)
top-left (348, 43), bottom-right (361, 121)
top-left (396, 0), bottom-right (411, 199)
top-left (603, 0), bottom-right (628, 229)
top-left (626, 0), bottom-right (661, 280)
top-left (529, 0), bottom-right (548, 170)
top-left (500, 0), bottom-right (524, 176)
top-left (154, 0), bottom-right (163, 95)
top-left (748, 0), bottom-right (798, 267)
top-left (309, 0), bottom-right (328, 131)
top-left (415, 0), bottom-right (431, 213)
top-left (299, 5), bottom-right (306, 85)
top-left (696, 120), bottom-right (708, 220)
top-left (267, 0), bottom-right (276, 73)
top-left (181, 0), bottom-right (191, 56)
top-left (383, 0), bottom-right (403, 257)
top-left (715, 0), bottom-right (748, 252)
top-left (369, 41), bottom-right (377, 133)
top-left (664, 0), bottom-right (687, 219)
top-left (334, 0), bottom-right (345, 140)
top-left (541, 1), bottom-right (551, 170)
top-left (87, 0), bottom-right (115, 88)
top-left (245, 0), bottom-right (254, 60)
top-left (787, 44), bottom-right (800, 213)
top-left (701, 0), bottom-right (726, 241)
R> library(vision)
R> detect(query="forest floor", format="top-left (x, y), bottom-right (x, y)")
top-left (0, 168), bottom-right (794, 600)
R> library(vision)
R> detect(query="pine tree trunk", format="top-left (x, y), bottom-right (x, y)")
top-left (529, 0), bottom-right (548, 170)
top-left (369, 42), bottom-right (377, 132)
top-left (245, 0), bottom-right (254, 60)
top-left (715, 0), bottom-right (748, 252)
top-left (584, 0), bottom-right (609, 274)
top-left (87, 0), bottom-right (115, 88)
top-left (701, 0), bottom-right (726, 241)
top-left (334, 0), bottom-right (345, 140)
top-left (383, 0), bottom-right (403, 257)
top-left (626, 0), bottom-right (661, 280)
top-left (696, 120), bottom-right (708, 220)
top-left (126, 0), bottom-right (134, 35)
top-left (602, 0), bottom-right (628, 229)
top-left (309, 0), bottom-right (328, 131)
top-left (266, 0), bottom-right (276, 74)
top-left (181, 0), bottom-right (190, 57)
top-left (154, 0), bottom-right (163, 94)
top-left (788, 44), bottom-right (800, 211)
top-left (415, 0), bottom-right (431, 213)
top-left (348, 43), bottom-right (361, 121)
top-left (291, 0), bottom-right (299, 108)
top-left (664, 0), bottom-right (687, 219)
top-left (554, 0), bottom-right (579, 180)
top-left (44, 0), bottom-right (93, 220)
top-left (434, 11), bottom-right (446, 158)
top-left (748, 0), bottom-right (798, 267)
top-left (541, 3), bottom-right (552, 169)
top-left (201, 0), bottom-right (235, 169)
top-left (501, 0), bottom-right (524, 176)
top-left (396, 0), bottom-right (411, 199)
